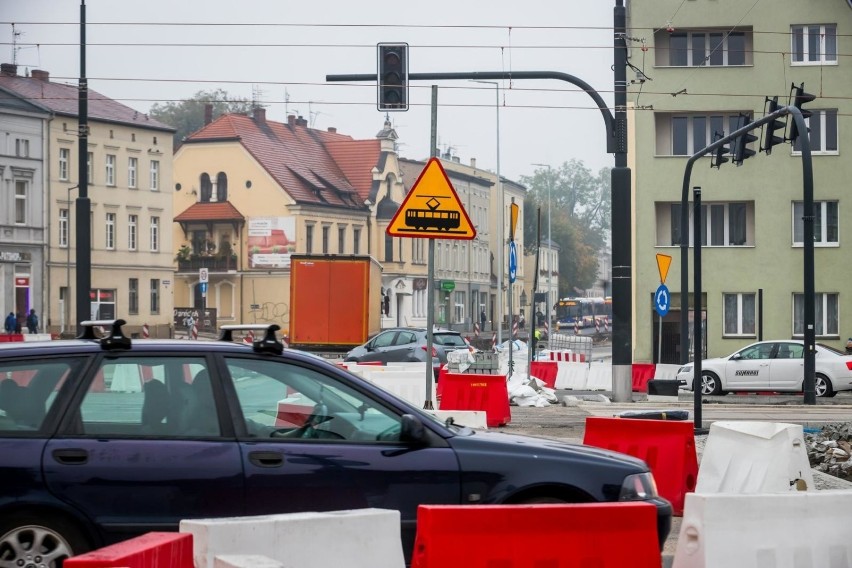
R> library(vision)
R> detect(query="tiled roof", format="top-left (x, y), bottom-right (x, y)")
top-left (0, 72), bottom-right (174, 132)
top-left (185, 114), bottom-right (378, 209)
top-left (174, 201), bottom-right (245, 223)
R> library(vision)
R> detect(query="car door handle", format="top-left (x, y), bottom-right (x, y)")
top-left (52, 448), bottom-right (89, 465)
top-left (248, 450), bottom-right (284, 468)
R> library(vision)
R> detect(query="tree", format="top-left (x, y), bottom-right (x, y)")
top-left (149, 89), bottom-right (254, 146)
top-left (521, 160), bottom-right (611, 295)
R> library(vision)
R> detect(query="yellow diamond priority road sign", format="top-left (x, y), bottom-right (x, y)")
top-left (386, 158), bottom-right (476, 240)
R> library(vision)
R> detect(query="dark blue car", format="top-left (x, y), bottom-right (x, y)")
top-left (0, 320), bottom-right (671, 566)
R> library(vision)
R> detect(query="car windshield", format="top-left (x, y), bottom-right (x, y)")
top-left (433, 334), bottom-right (466, 347)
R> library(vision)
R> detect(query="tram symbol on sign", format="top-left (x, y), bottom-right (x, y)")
top-left (404, 196), bottom-right (461, 232)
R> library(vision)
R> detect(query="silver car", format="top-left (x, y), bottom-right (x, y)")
top-left (344, 328), bottom-right (469, 368)
top-left (677, 340), bottom-right (852, 397)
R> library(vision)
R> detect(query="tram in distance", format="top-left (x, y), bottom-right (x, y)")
top-left (555, 296), bottom-right (612, 330)
top-left (405, 209), bottom-right (461, 231)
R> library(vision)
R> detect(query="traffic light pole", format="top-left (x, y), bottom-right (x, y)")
top-left (679, 105), bottom-right (816, 415)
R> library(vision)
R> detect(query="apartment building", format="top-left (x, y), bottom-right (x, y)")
top-left (0, 64), bottom-right (176, 336)
top-left (627, 1), bottom-right (851, 363)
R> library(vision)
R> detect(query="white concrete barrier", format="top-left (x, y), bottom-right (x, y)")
top-left (585, 361), bottom-right (612, 391)
top-left (554, 362), bottom-right (589, 389)
top-left (181, 508), bottom-right (405, 568)
top-left (360, 370), bottom-right (437, 407)
top-left (22, 333), bottom-right (53, 342)
top-left (426, 409), bottom-right (488, 429)
top-left (673, 491), bottom-right (852, 568)
top-left (214, 556), bottom-right (284, 568)
top-left (696, 421), bottom-right (815, 493)
top-left (654, 364), bottom-right (682, 380)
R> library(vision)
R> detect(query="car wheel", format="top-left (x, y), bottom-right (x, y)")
top-left (697, 371), bottom-right (722, 396)
top-left (0, 513), bottom-right (89, 568)
top-left (518, 496), bottom-right (568, 504)
top-left (814, 374), bottom-right (835, 398)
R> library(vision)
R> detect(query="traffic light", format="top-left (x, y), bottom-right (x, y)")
top-left (710, 131), bottom-right (729, 169)
top-left (733, 114), bottom-right (757, 166)
top-left (761, 96), bottom-right (786, 155)
top-left (377, 43), bottom-right (409, 111)
top-left (787, 82), bottom-right (815, 144)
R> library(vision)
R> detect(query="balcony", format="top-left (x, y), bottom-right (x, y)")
top-left (176, 255), bottom-right (239, 272)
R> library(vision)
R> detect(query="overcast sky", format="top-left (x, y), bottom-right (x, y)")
top-left (2, 0), bottom-right (617, 182)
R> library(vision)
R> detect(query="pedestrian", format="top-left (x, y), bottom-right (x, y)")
top-left (846, 338), bottom-right (852, 355)
top-left (518, 312), bottom-right (526, 330)
top-left (14, 313), bottom-right (22, 334)
top-left (4, 312), bottom-right (16, 334)
top-left (26, 309), bottom-right (39, 334)
top-left (480, 309), bottom-right (487, 331)
top-left (185, 313), bottom-right (196, 338)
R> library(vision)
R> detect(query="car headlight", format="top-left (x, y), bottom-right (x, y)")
top-left (677, 366), bottom-right (693, 374)
top-left (618, 472), bottom-right (659, 501)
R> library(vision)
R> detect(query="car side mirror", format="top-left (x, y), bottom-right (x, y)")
top-left (731, 353), bottom-right (742, 361)
top-left (400, 414), bottom-right (427, 444)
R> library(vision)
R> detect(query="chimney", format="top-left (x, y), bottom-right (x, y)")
top-left (470, 158), bottom-right (477, 169)
top-left (296, 115), bottom-right (308, 127)
top-left (327, 127), bottom-right (337, 134)
top-left (0, 63), bottom-right (17, 77)
top-left (452, 156), bottom-right (461, 163)
top-left (253, 107), bottom-right (266, 125)
top-left (287, 114), bottom-right (296, 127)
top-left (204, 103), bottom-right (213, 125)
top-left (31, 69), bottom-right (49, 81)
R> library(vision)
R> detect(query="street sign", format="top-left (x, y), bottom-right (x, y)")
top-left (199, 268), bottom-right (209, 283)
top-left (656, 253), bottom-right (672, 285)
top-left (386, 157), bottom-right (476, 239)
top-left (655, 284), bottom-right (670, 317)
top-left (509, 241), bottom-right (517, 283)
top-left (200, 282), bottom-right (208, 294)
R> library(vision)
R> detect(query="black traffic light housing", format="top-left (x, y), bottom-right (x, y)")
top-left (710, 130), bottom-right (730, 169)
top-left (787, 82), bottom-right (815, 144)
top-left (761, 96), bottom-right (786, 155)
top-left (377, 43), bottom-right (409, 111)
top-left (733, 114), bottom-right (757, 166)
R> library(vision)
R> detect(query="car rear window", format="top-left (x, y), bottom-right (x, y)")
top-left (434, 334), bottom-right (466, 347)
top-left (0, 359), bottom-right (81, 433)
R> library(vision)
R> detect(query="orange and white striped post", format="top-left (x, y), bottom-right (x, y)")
top-left (191, 324), bottom-right (198, 340)
top-left (142, 323), bottom-right (150, 338)
top-left (474, 322), bottom-right (480, 337)
top-left (243, 330), bottom-right (255, 344)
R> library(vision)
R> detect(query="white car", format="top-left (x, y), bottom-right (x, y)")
top-left (676, 340), bottom-right (852, 398)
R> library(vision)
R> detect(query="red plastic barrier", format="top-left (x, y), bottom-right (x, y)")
top-left (412, 503), bottom-right (660, 568)
top-left (0, 334), bottom-right (24, 343)
top-left (437, 372), bottom-right (510, 427)
top-left (64, 532), bottom-right (193, 568)
top-left (583, 416), bottom-right (698, 516)
top-left (632, 363), bottom-right (656, 392)
top-left (529, 361), bottom-right (558, 389)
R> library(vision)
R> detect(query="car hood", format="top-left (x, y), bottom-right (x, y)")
top-left (680, 355), bottom-right (730, 370)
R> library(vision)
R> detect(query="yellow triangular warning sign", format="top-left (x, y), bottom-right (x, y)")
top-left (656, 253), bottom-right (672, 284)
top-left (386, 157), bottom-right (476, 240)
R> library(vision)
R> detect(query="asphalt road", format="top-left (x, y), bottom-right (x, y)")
top-left (493, 393), bottom-right (852, 566)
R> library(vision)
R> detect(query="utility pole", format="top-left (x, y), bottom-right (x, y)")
top-left (76, 0), bottom-right (92, 331)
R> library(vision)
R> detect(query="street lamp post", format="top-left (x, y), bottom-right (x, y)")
top-left (472, 80), bottom-right (504, 344)
top-left (532, 163), bottom-right (552, 348)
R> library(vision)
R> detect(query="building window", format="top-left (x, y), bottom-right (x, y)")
top-left (129, 278), bottom-right (139, 315)
top-left (656, 28), bottom-right (751, 67)
top-left (338, 226), bottom-right (346, 253)
top-left (657, 201), bottom-right (752, 247)
top-left (353, 228), bottom-right (361, 255)
top-left (454, 291), bottom-right (466, 324)
top-left (14, 180), bottom-right (27, 224)
top-left (150, 160), bottom-right (160, 191)
top-left (128, 214), bottom-right (138, 251)
top-left (150, 279), bottom-right (160, 314)
top-left (385, 234), bottom-right (394, 262)
top-left (200, 173), bottom-right (212, 202)
top-left (87, 152), bottom-right (93, 182)
top-left (723, 293), bottom-right (756, 336)
top-left (322, 226), bottom-right (330, 254)
top-left (150, 216), bottom-right (160, 252)
top-left (91, 289), bottom-right (116, 319)
top-left (216, 172), bottom-right (228, 201)
top-left (105, 154), bottom-right (116, 186)
top-left (660, 113), bottom-right (746, 156)
top-left (59, 148), bottom-right (70, 181)
top-left (793, 201), bottom-right (838, 246)
top-left (791, 24), bottom-right (837, 65)
top-left (15, 139), bottom-right (29, 157)
top-left (305, 225), bottom-right (313, 254)
top-left (793, 293), bottom-right (838, 337)
top-left (128, 157), bottom-right (138, 188)
top-left (792, 110), bottom-right (838, 154)
top-left (106, 212), bottom-right (116, 250)
top-left (59, 209), bottom-right (69, 247)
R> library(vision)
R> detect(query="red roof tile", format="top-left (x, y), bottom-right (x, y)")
top-left (0, 73), bottom-right (174, 132)
top-left (185, 114), bottom-right (378, 209)
top-left (174, 201), bottom-right (245, 223)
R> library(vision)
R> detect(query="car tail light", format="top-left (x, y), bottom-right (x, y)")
top-left (846, 361), bottom-right (852, 371)
top-left (420, 345), bottom-right (437, 357)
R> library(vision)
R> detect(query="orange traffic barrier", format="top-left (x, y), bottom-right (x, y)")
top-left (64, 532), bottom-right (193, 568)
top-left (438, 372), bottom-right (510, 427)
top-left (631, 363), bottom-right (656, 392)
top-left (583, 416), bottom-right (698, 515)
top-left (412, 503), bottom-right (661, 568)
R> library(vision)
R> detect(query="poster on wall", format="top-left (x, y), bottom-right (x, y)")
top-left (248, 216), bottom-right (296, 269)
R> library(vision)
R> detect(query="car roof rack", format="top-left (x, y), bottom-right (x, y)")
top-left (78, 319), bottom-right (132, 350)
top-left (219, 324), bottom-right (284, 355)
